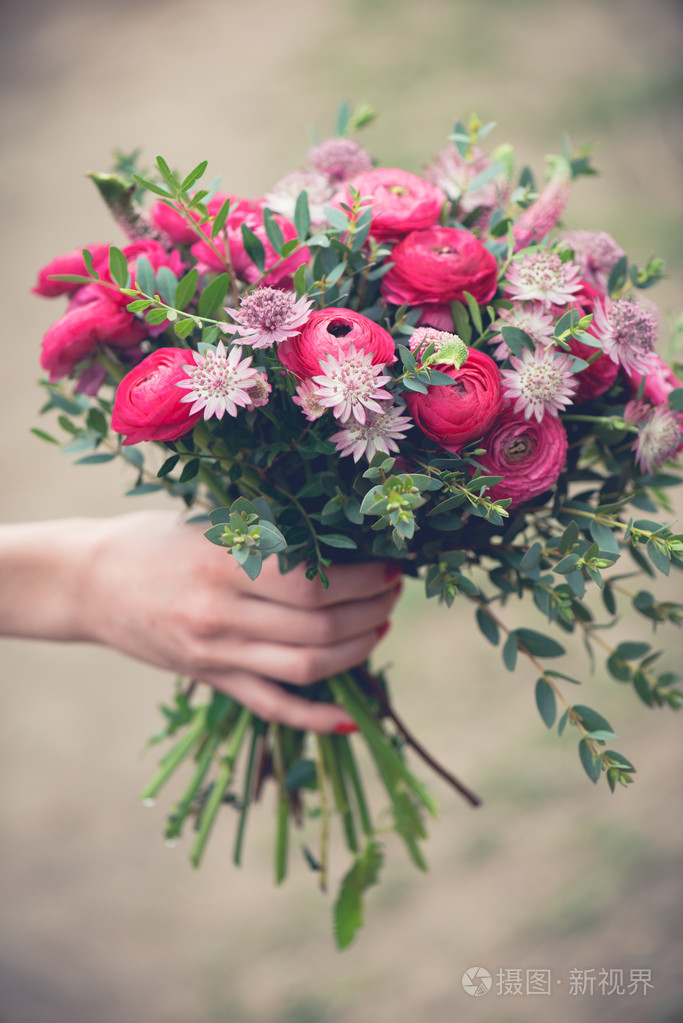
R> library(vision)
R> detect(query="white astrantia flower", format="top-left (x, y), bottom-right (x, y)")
top-left (312, 346), bottom-right (393, 424)
top-left (177, 341), bottom-right (261, 420)
top-left (592, 297), bottom-right (658, 375)
top-left (263, 168), bottom-right (334, 225)
top-left (223, 287), bottom-right (313, 349)
top-left (505, 251), bottom-right (582, 306)
top-left (330, 405), bottom-right (414, 462)
top-left (501, 344), bottom-right (578, 422)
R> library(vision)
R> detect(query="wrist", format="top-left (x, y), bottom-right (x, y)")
top-left (0, 517), bottom-right (104, 642)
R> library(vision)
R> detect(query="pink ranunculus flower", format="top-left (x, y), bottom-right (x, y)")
top-left (111, 348), bottom-right (203, 445)
top-left (40, 295), bottom-right (147, 381)
top-left (278, 308), bottom-right (396, 380)
top-left (151, 192), bottom-right (249, 246)
top-left (32, 244), bottom-right (111, 297)
top-left (192, 209), bottom-right (307, 287)
top-left (404, 347), bottom-right (502, 450)
top-left (476, 400), bottom-right (568, 508)
top-left (331, 168), bottom-right (446, 242)
top-left (623, 354), bottom-right (682, 407)
top-left (381, 226), bottom-right (499, 310)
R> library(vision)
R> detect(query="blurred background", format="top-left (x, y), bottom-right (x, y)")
top-left (1, 1), bottom-right (682, 1021)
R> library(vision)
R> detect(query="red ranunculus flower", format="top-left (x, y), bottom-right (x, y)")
top-left (331, 168), bottom-right (446, 242)
top-left (405, 347), bottom-right (502, 450)
top-left (381, 226), bottom-right (498, 309)
top-left (40, 295), bottom-right (147, 381)
top-left (278, 307), bottom-right (396, 379)
top-left (475, 400), bottom-right (568, 508)
top-left (111, 348), bottom-right (202, 445)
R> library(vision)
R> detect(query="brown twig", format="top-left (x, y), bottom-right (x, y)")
top-left (353, 666), bottom-right (482, 807)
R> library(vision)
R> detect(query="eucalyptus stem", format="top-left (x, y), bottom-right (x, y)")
top-left (233, 721), bottom-right (264, 866)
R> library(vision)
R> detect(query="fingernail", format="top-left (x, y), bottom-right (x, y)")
top-left (333, 721), bottom-right (360, 734)
top-left (384, 562), bottom-right (403, 583)
top-left (376, 620), bottom-right (391, 640)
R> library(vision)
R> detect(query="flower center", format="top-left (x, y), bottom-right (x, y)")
top-left (327, 319), bottom-right (353, 337)
top-left (504, 435), bottom-right (535, 461)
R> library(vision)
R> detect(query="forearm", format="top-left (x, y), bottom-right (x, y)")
top-left (0, 518), bottom-right (98, 641)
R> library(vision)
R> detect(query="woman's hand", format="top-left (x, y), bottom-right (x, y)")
top-left (0, 511), bottom-right (402, 732)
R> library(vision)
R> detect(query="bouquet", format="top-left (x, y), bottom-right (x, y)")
top-left (32, 105), bottom-right (683, 947)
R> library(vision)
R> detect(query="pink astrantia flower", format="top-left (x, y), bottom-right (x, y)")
top-left (562, 229), bottom-right (626, 295)
top-left (223, 287), bottom-right (313, 349)
top-left (244, 372), bottom-right (272, 411)
top-left (264, 169), bottom-right (334, 225)
top-left (512, 176), bottom-right (571, 251)
top-left (505, 251), bottom-right (583, 307)
top-left (501, 345), bottom-right (578, 422)
top-left (330, 405), bottom-right (414, 462)
top-left (308, 138), bottom-right (373, 184)
top-left (591, 298), bottom-right (657, 375)
top-left (489, 303), bottom-right (556, 361)
top-left (423, 145), bottom-right (509, 221)
top-left (292, 379), bottom-right (326, 422)
top-left (633, 405), bottom-right (682, 476)
top-left (177, 341), bottom-right (261, 420)
top-left (312, 346), bottom-right (393, 424)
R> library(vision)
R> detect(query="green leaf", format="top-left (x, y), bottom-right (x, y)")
top-left (450, 300), bottom-right (472, 344)
top-left (667, 387), bottom-right (683, 412)
top-left (284, 759), bottom-right (318, 791)
top-left (75, 452), bottom-right (117, 465)
top-left (293, 262), bottom-right (308, 296)
top-left (615, 641), bottom-right (651, 660)
top-left (256, 521), bottom-right (287, 554)
top-left (554, 553), bottom-right (580, 574)
top-left (136, 255), bottom-right (157, 297)
top-left (578, 738), bottom-right (601, 783)
top-left (324, 205), bottom-right (350, 232)
top-left (240, 223), bottom-right (266, 272)
top-left (210, 196), bottom-right (232, 239)
top-left (500, 325), bottom-right (535, 357)
top-left (108, 246), bottom-right (129, 287)
top-left (180, 159), bottom-right (208, 193)
top-left (294, 190), bottom-right (311, 240)
top-left (157, 454), bottom-right (179, 478)
top-left (319, 534), bottom-right (358, 550)
top-left (178, 458), bottom-right (200, 483)
top-left (607, 255), bottom-right (628, 298)
top-left (30, 427), bottom-right (59, 445)
top-left (535, 678), bottom-right (556, 728)
top-left (175, 268), bottom-right (199, 311)
top-left (573, 705), bottom-right (613, 733)
top-left (333, 841), bottom-right (383, 950)
top-left (156, 266), bottom-right (178, 306)
top-left (173, 317), bottom-right (196, 340)
top-left (590, 520), bottom-right (620, 556)
top-left (462, 291), bottom-right (483, 335)
top-left (520, 541), bottom-right (543, 572)
top-left (646, 537), bottom-right (670, 575)
top-left (262, 208), bottom-right (284, 253)
top-left (475, 607), bottom-right (499, 646)
top-left (502, 630), bottom-right (518, 671)
top-left (516, 629), bottom-right (565, 658)
top-left (240, 551), bottom-right (263, 580)
top-left (336, 99), bottom-right (351, 136)
top-left (155, 155), bottom-right (177, 192)
top-left (131, 174), bottom-right (172, 198)
top-left (198, 273), bottom-right (230, 318)
top-left (146, 308), bottom-right (168, 325)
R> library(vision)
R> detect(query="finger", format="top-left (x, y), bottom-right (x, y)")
top-left (233, 626), bottom-right (386, 686)
top-left (216, 581), bottom-right (402, 645)
top-left (201, 670), bottom-right (358, 733)
top-left (229, 556), bottom-right (403, 609)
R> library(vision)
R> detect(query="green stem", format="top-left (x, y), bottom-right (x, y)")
top-left (189, 706), bottom-right (251, 868)
top-left (141, 705), bottom-right (209, 801)
top-left (270, 724), bottom-right (289, 885)
top-left (320, 735), bottom-right (358, 854)
top-left (334, 734), bottom-right (373, 837)
top-left (164, 733), bottom-right (221, 839)
top-left (315, 735), bottom-right (330, 892)
top-left (233, 720), bottom-right (264, 866)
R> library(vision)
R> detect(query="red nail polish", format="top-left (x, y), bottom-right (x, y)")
top-left (376, 620), bottom-right (391, 640)
top-left (333, 721), bottom-right (360, 734)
